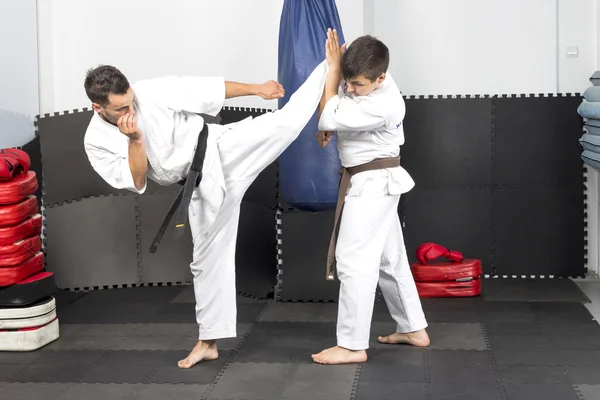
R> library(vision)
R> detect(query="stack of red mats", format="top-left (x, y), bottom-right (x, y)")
top-left (0, 148), bottom-right (55, 307)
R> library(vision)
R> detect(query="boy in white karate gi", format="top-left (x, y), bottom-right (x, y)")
top-left (312, 30), bottom-right (430, 365)
top-left (83, 50), bottom-right (331, 369)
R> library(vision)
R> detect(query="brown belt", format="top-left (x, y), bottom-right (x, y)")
top-left (326, 155), bottom-right (401, 280)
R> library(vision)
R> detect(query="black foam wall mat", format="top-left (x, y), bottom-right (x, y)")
top-left (138, 193), bottom-right (194, 285)
top-left (44, 195), bottom-right (139, 289)
top-left (235, 202), bottom-right (277, 298)
top-left (494, 186), bottom-right (585, 276)
top-left (402, 96), bottom-right (493, 187)
top-left (403, 187), bottom-right (493, 274)
top-left (276, 210), bottom-right (340, 302)
top-left (37, 110), bottom-right (123, 206)
top-left (493, 94), bottom-right (583, 186)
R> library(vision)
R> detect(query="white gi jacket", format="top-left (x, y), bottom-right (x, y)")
top-left (84, 75), bottom-right (237, 232)
top-left (317, 72), bottom-right (415, 195)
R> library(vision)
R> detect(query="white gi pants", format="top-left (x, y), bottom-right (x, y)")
top-left (335, 169), bottom-right (428, 350)
top-left (187, 61), bottom-right (329, 340)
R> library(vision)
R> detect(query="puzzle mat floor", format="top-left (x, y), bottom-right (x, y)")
top-left (1, 279), bottom-right (599, 400)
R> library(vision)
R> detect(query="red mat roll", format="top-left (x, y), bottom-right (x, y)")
top-left (0, 214), bottom-right (42, 246)
top-left (0, 196), bottom-right (38, 228)
top-left (411, 259), bottom-right (482, 282)
top-left (0, 171), bottom-right (38, 205)
top-left (0, 252), bottom-right (44, 287)
top-left (0, 236), bottom-right (42, 267)
top-left (415, 279), bottom-right (482, 298)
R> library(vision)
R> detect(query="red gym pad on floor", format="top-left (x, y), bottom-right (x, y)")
top-left (0, 271), bottom-right (56, 307)
top-left (415, 279), bottom-right (482, 298)
top-left (0, 236), bottom-right (42, 267)
top-left (0, 196), bottom-right (38, 227)
top-left (0, 252), bottom-right (44, 286)
top-left (0, 171), bottom-right (38, 205)
top-left (0, 214), bottom-right (42, 246)
top-left (411, 259), bottom-right (483, 282)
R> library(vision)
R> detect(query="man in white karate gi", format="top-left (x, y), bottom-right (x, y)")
top-left (312, 30), bottom-right (430, 365)
top-left (83, 52), bottom-right (331, 368)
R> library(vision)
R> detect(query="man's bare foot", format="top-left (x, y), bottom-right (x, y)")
top-left (178, 340), bottom-right (219, 369)
top-left (378, 329), bottom-right (430, 347)
top-left (311, 346), bottom-right (368, 365)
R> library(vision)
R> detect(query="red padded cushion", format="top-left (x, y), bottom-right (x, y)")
top-left (411, 258), bottom-right (482, 282)
top-left (0, 236), bottom-right (42, 267)
top-left (415, 279), bottom-right (482, 298)
top-left (0, 196), bottom-right (38, 227)
top-left (0, 252), bottom-right (44, 286)
top-left (0, 171), bottom-right (38, 205)
top-left (0, 214), bottom-right (42, 246)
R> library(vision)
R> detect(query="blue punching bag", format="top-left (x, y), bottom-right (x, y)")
top-left (277, 0), bottom-right (345, 211)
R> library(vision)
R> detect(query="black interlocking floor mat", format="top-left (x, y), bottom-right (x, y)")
top-left (1, 284), bottom-right (598, 400)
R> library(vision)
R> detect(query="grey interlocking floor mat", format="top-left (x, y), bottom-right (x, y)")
top-left (44, 195), bottom-right (139, 289)
top-left (482, 278), bottom-right (591, 302)
top-left (1, 285), bottom-right (600, 399)
top-left (138, 193), bottom-right (194, 285)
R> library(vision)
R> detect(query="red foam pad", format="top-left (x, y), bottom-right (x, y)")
top-left (411, 258), bottom-right (482, 282)
top-left (0, 236), bottom-right (42, 267)
top-left (0, 214), bottom-right (42, 246)
top-left (0, 271), bottom-right (56, 307)
top-left (0, 252), bottom-right (44, 287)
top-left (0, 171), bottom-right (38, 205)
top-left (0, 196), bottom-right (38, 228)
top-left (415, 279), bottom-right (481, 298)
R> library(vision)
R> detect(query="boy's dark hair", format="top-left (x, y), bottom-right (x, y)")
top-left (341, 35), bottom-right (389, 82)
top-left (84, 65), bottom-right (130, 106)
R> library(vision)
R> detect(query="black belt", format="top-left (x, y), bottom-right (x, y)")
top-left (149, 124), bottom-right (209, 254)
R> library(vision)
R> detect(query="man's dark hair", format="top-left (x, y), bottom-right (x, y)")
top-left (341, 35), bottom-right (389, 82)
top-left (84, 65), bottom-right (130, 106)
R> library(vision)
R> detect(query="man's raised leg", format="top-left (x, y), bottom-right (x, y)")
top-left (217, 60), bottom-right (329, 182)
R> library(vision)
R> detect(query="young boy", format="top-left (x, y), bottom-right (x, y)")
top-left (312, 30), bottom-right (430, 365)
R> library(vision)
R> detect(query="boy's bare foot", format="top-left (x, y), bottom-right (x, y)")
top-left (178, 340), bottom-right (219, 369)
top-left (378, 329), bottom-right (430, 347)
top-left (311, 346), bottom-right (368, 365)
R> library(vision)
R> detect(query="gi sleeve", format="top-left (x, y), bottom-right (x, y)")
top-left (318, 95), bottom-right (387, 132)
top-left (137, 76), bottom-right (226, 116)
top-left (84, 139), bottom-right (147, 195)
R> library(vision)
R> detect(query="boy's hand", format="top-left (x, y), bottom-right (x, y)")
top-left (257, 80), bottom-right (285, 99)
top-left (316, 130), bottom-right (334, 148)
top-left (325, 28), bottom-right (347, 70)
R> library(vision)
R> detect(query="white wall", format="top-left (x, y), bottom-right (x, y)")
top-left (558, 0), bottom-right (597, 93)
top-left (371, 0), bottom-right (595, 96)
top-left (0, 0), bottom-right (39, 148)
top-left (37, 0), bottom-right (363, 114)
top-left (37, 0), bottom-right (598, 107)
top-left (374, 0), bottom-right (559, 96)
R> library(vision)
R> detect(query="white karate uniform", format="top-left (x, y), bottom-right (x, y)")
top-left (85, 60), bottom-right (330, 340)
top-left (318, 72), bottom-right (428, 350)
